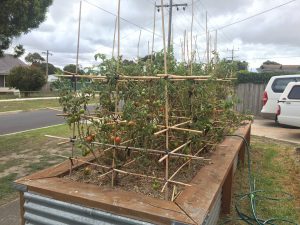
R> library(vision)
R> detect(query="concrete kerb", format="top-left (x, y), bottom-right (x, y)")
top-left (0, 97), bottom-right (59, 102)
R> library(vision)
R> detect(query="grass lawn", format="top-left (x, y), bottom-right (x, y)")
top-left (219, 136), bottom-right (300, 224)
top-left (1, 129), bottom-right (299, 224)
top-left (0, 99), bottom-right (60, 112)
top-left (0, 98), bottom-right (98, 112)
top-left (0, 124), bottom-right (73, 205)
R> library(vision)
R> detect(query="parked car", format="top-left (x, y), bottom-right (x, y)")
top-left (276, 82), bottom-right (300, 127)
top-left (261, 74), bottom-right (300, 120)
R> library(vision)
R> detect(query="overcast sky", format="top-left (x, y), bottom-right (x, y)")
top-left (10, 0), bottom-right (300, 71)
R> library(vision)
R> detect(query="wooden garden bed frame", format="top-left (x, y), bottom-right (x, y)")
top-left (15, 123), bottom-right (251, 225)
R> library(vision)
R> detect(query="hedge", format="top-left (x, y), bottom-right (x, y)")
top-left (236, 70), bottom-right (298, 84)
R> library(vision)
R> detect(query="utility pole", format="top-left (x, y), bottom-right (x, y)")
top-left (227, 46), bottom-right (239, 62)
top-left (42, 50), bottom-right (53, 78)
top-left (226, 46), bottom-right (239, 77)
top-left (156, 1), bottom-right (187, 51)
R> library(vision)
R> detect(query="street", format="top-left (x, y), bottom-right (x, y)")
top-left (0, 109), bottom-right (64, 135)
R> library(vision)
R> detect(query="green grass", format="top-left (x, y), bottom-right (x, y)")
top-left (0, 159), bottom-right (23, 173)
top-left (0, 124), bottom-right (70, 157)
top-left (0, 124), bottom-right (72, 205)
top-left (0, 98), bottom-right (98, 112)
top-left (219, 136), bottom-right (300, 224)
top-left (0, 99), bottom-right (61, 112)
top-left (0, 174), bottom-right (18, 205)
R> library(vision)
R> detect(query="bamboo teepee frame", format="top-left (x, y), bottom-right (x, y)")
top-left (47, 0), bottom-right (237, 201)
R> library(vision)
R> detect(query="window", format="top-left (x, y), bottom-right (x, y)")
top-left (288, 86), bottom-right (300, 99)
top-left (271, 78), bottom-right (299, 93)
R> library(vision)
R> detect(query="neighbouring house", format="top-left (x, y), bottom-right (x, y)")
top-left (257, 64), bottom-right (300, 73)
top-left (0, 54), bottom-right (27, 94)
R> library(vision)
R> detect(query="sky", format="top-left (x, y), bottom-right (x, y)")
top-left (10, 0), bottom-right (300, 71)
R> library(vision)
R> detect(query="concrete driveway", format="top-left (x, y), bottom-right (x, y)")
top-left (251, 119), bottom-right (300, 144)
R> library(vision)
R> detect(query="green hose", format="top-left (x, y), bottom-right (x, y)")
top-left (221, 134), bottom-right (298, 225)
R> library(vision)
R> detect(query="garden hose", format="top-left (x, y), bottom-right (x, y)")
top-left (221, 134), bottom-right (298, 225)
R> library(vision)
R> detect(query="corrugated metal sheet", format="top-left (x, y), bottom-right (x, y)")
top-left (23, 191), bottom-right (223, 225)
top-left (202, 190), bottom-right (222, 225)
top-left (23, 192), bottom-right (155, 225)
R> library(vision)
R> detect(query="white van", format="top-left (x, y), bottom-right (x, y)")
top-left (261, 74), bottom-right (300, 120)
top-left (276, 82), bottom-right (300, 127)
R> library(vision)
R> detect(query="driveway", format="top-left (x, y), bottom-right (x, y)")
top-left (251, 119), bottom-right (300, 144)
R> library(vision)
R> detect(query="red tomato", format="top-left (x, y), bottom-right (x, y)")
top-left (115, 136), bottom-right (121, 144)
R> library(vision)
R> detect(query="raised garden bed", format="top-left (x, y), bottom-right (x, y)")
top-left (14, 123), bottom-right (250, 225)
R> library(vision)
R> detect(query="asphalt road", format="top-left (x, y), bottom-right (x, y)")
top-left (0, 109), bottom-right (65, 135)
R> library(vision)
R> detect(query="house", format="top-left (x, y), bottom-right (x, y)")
top-left (257, 64), bottom-right (300, 73)
top-left (0, 54), bottom-right (27, 88)
top-left (0, 54), bottom-right (26, 94)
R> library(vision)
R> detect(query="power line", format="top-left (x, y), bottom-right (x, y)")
top-left (240, 55), bottom-right (300, 60)
top-left (83, 0), bottom-right (158, 38)
top-left (215, 0), bottom-right (297, 31)
top-left (84, 0), bottom-right (182, 48)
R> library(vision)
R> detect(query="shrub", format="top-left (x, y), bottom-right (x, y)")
top-left (7, 66), bottom-right (47, 91)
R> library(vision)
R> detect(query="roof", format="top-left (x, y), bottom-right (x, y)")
top-left (48, 74), bottom-right (58, 82)
top-left (0, 54), bottom-right (27, 75)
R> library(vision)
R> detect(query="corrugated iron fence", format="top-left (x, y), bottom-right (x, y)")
top-left (235, 83), bottom-right (266, 116)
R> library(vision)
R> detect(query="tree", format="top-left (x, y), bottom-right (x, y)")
top-left (7, 66), bottom-right (47, 91)
top-left (262, 60), bottom-right (280, 65)
top-left (236, 61), bottom-right (248, 71)
top-left (33, 62), bottom-right (57, 74)
top-left (25, 52), bottom-right (45, 64)
top-left (0, 0), bottom-right (53, 56)
top-left (63, 64), bottom-right (84, 75)
top-left (13, 44), bottom-right (25, 58)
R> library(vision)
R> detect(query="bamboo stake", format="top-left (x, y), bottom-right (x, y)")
top-left (137, 30), bottom-right (142, 59)
top-left (169, 127), bottom-right (203, 134)
top-left (112, 16), bottom-right (117, 58)
top-left (98, 170), bottom-right (114, 179)
top-left (186, 31), bottom-right (190, 64)
top-left (151, 2), bottom-right (156, 64)
top-left (190, 0), bottom-right (194, 75)
top-left (180, 38), bottom-right (184, 62)
top-left (114, 169), bottom-right (191, 187)
top-left (45, 135), bottom-right (70, 140)
top-left (117, 0), bottom-right (121, 72)
top-left (92, 142), bottom-right (207, 161)
top-left (158, 140), bottom-right (191, 163)
top-left (161, 145), bottom-right (207, 192)
top-left (160, 0), bottom-right (169, 200)
top-left (52, 154), bottom-right (111, 169)
top-left (157, 74), bottom-right (211, 79)
top-left (183, 30), bottom-right (186, 63)
top-left (154, 128), bottom-right (168, 136)
top-left (171, 185), bottom-right (177, 201)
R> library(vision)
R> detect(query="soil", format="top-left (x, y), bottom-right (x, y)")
top-left (64, 146), bottom-right (212, 201)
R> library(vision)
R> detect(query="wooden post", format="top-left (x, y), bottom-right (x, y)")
top-left (222, 165), bottom-right (233, 214)
top-left (19, 192), bottom-right (25, 225)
